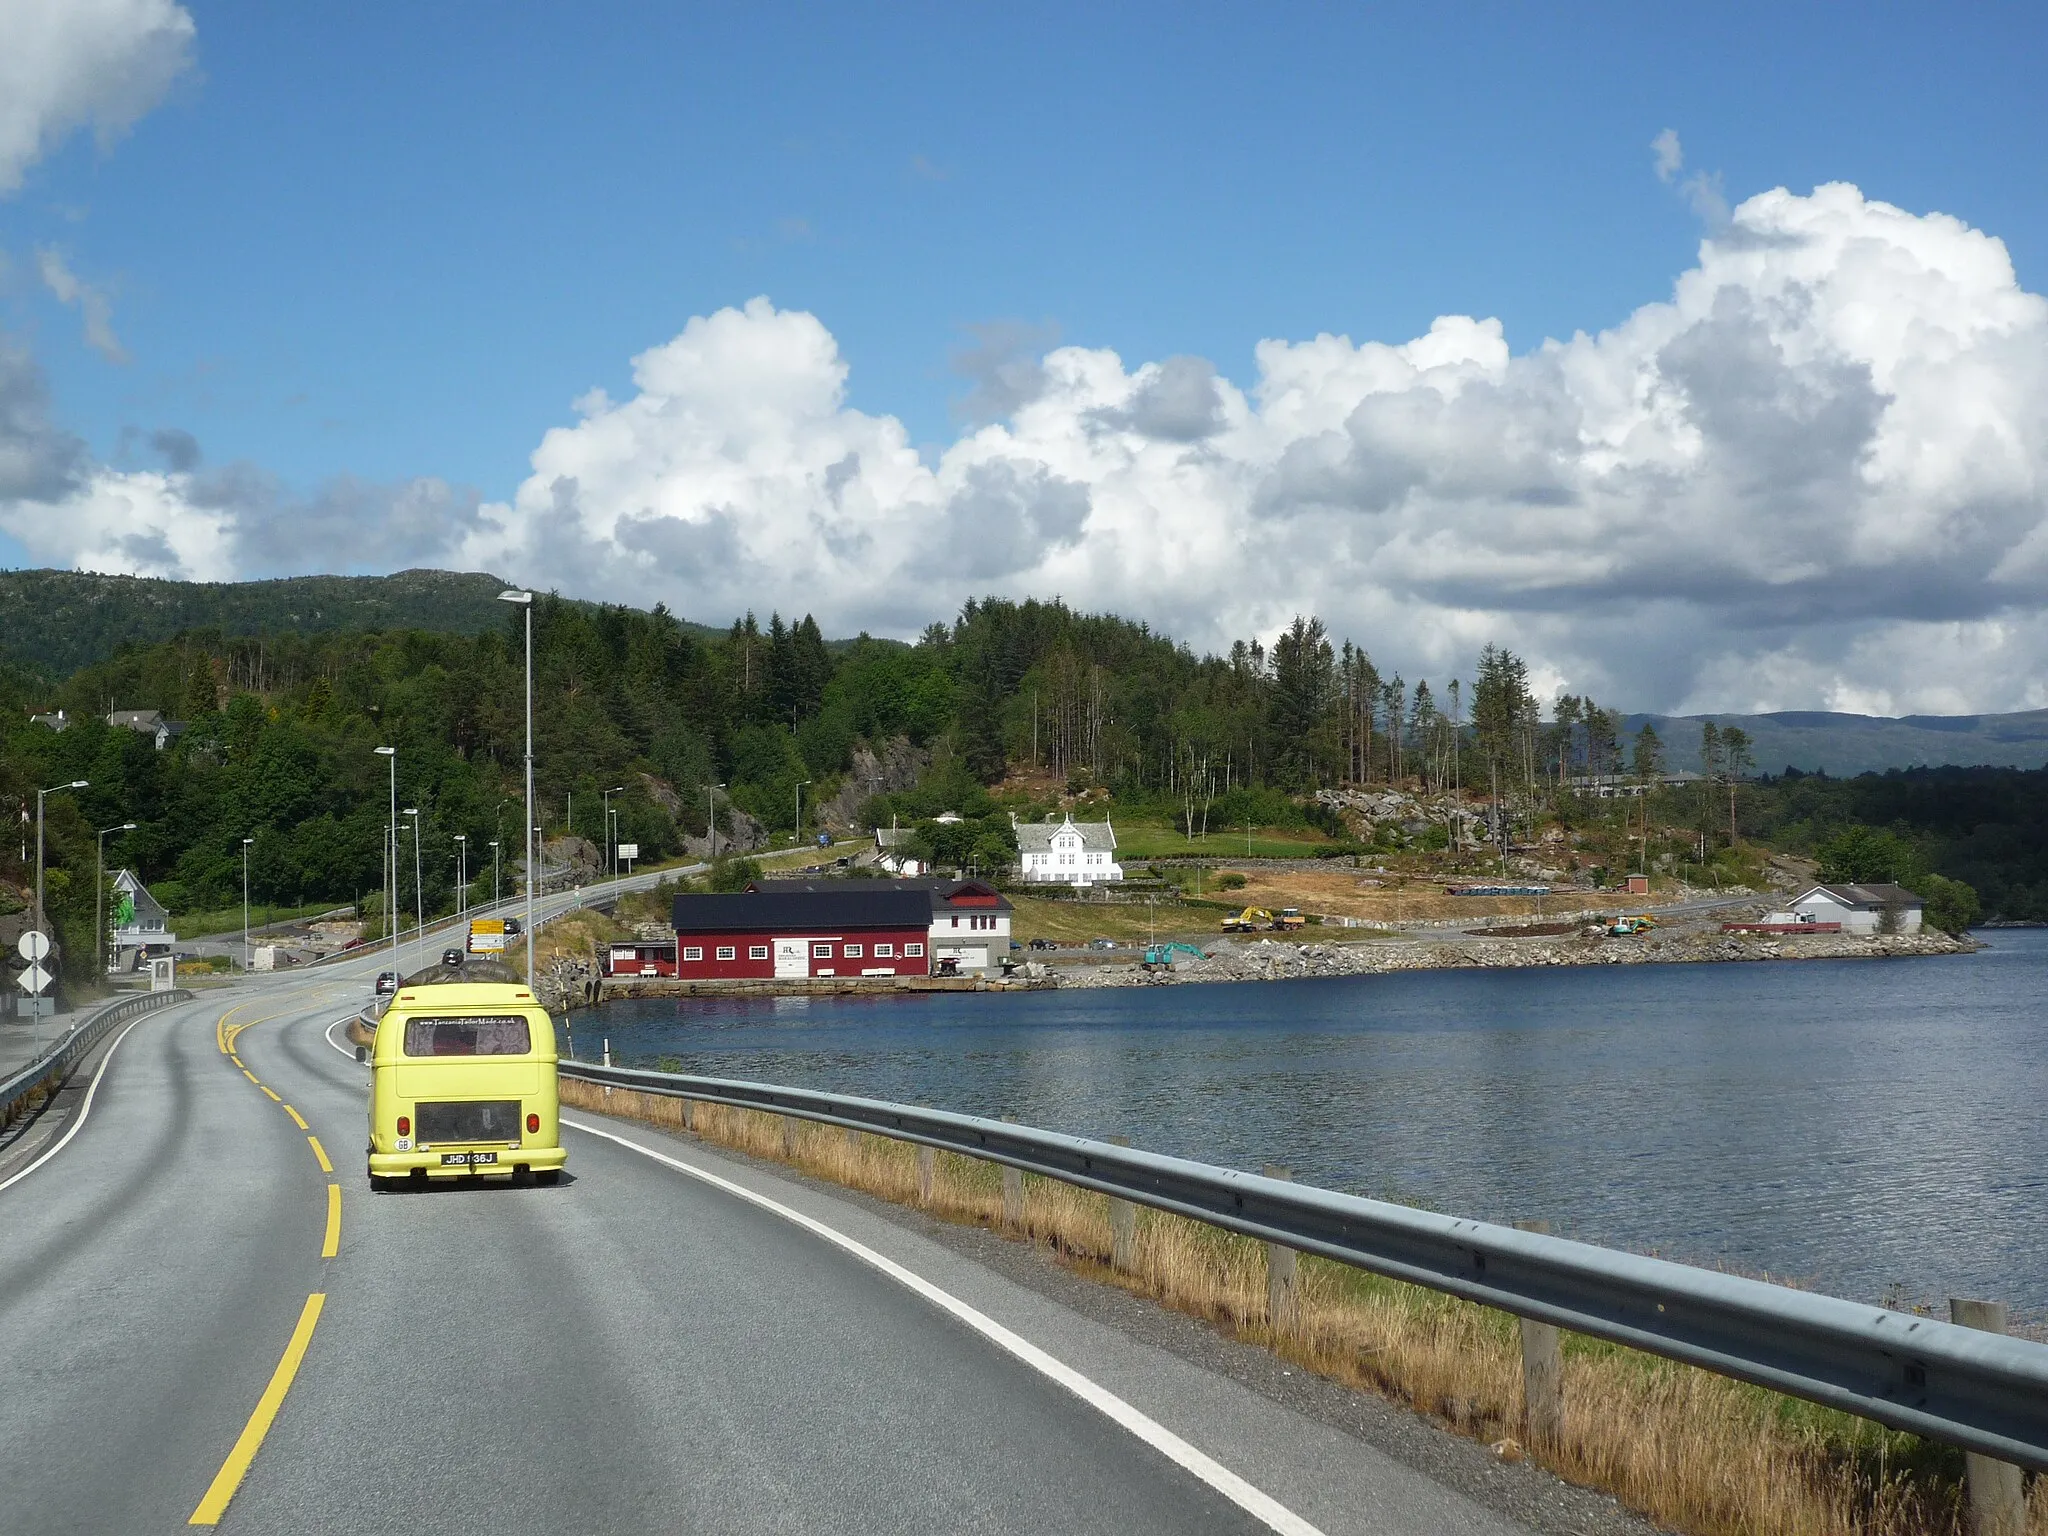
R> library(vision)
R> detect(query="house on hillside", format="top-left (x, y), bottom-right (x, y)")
top-left (752, 877), bottom-right (1014, 976)
top-left (874, 827), bottom-right (926, 877)
top-left (1783, 883), bottom-right (1924, 936)
top-left (1565, 770), bottom-right (1705, 798)
top-left (109, 709), bottom-right (190, 751)
top-left (110, 870), bottom-right (178, 970)
top-left (1014, 813), bottom-right (1122, 886)
top-left (29, 709), bottom-right (69, 731)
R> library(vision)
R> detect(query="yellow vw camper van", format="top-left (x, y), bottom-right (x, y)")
top-left (364, 973), bottom-right (565, 1189)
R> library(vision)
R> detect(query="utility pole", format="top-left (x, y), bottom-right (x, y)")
top-left (708, 783), bottom-right (724, 862)
top-left (242, 837), bottom-right (255, 971)
top-left (796, 780), bottom-right (811, 849)
top-left (490, 839), bottom-right (500, 906)
top-left (404, 809), bottom-right (423, 973)
top-left (454, 834), bottom-right (468, 917)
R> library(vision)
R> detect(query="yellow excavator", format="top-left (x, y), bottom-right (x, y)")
top-left (1220, 906), bottom-right (1273, 933)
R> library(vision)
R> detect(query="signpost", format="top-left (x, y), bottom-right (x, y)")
top-left (16, 930), bottom-right (53, 1018)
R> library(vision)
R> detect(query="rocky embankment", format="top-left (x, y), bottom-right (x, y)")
top-left (1060, 926), bottom-right (1978, 988)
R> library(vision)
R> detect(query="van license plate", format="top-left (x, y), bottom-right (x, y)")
top-left (440, 1151), bottom-right (497, 1166)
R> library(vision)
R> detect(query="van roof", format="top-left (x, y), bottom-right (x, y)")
top-left (390, 981), bottom-right (540, 1009)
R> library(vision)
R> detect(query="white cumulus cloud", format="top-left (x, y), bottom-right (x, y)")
top-left (11, 183), bottom-right (2048, 714)
top-left (0, 0), bottom-right (196, 193)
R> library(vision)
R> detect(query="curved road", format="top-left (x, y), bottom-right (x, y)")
top-left (0, 958), bottom-right (1546, 1535)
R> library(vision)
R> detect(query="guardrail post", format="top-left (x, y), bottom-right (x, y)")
top-left (679, 1097), bottom-right (695, 1133)
top-left (1000, 1116), bottom-right (1024, 1232)
top-left (916, 1144), bottom-right (935, 1206)
top-left (1516, 1220), bottom-right (1564, 1452)
top-left (781, 1115), bottom-right (799, 1159)
top-left (1951, 1298), bottom-right (2027, 1535)
top-left (1264, 1165), bottom-right (1300, 1335)
top-left (1106, 1135), bottom-right (1136, 1272)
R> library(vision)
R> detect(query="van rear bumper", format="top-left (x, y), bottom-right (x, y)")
top-left (369, 1145), bottom-right (566, 1178)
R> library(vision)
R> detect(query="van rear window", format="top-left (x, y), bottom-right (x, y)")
top-left (403, 1015), bottom-right (531, 1057)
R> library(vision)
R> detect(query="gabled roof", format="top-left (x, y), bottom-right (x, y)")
top-left (672, 888), bottom-right (936, 934)
top-left (749, 877), bottom-right (1013, 913)
top-left (110, 870), bottom-right (170, 926)
top-left (1013, 814), bottom-right (1117, 854)
top-left (110, 709), bottom-right (163, 730)
top-left (1794, 883), bottom-right (1924, 910)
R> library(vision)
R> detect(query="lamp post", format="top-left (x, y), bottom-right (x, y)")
top-left (796, 780), bottom-right (811, 851)
top-left (601, 784), bottom-right (625, 896)
top-left (374, 746), bottom-right (398, 988)
top-left (96, 821), bottom-right (136, 981)
top-left (242, 837), bottom-right (255, 972)
top-left (707, 783), bottom-right (724, 862)
top-left (489, 839), bottom-right (500, 906)
top-left (404, 808), bottom-right (423, 974)
top-left (34, 779), bottom-right (88, 954)
top-left (454, 834), bottom-right (468, 917)
top-left (498, 589), bottom-right (536, 985)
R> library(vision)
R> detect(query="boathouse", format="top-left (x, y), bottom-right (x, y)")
top-left (668, 889), bottom-right (933, 979)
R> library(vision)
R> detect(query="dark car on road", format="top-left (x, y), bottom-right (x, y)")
top-left (375, 970), bottom-right (398, 995)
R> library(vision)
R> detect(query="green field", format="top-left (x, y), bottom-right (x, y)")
top-left (171, 899), bottom-right (353, 940)
top-left (1111, 821), bottom-right (1339, 861)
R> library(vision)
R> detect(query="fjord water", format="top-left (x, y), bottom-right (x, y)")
top-left (577, 933), bottom-right (2048, 1314)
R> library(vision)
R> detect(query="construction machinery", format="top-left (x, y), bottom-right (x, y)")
top-left (1142, 942), bottom-right (1208, 970)
top-left (1272, 907), bottom-right (1307, 932)
top-left (1606, 914), bottom-right (1660, 936)
top-left (1220, 906), bottom-right (1273, 933)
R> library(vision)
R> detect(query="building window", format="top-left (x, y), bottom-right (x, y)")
top-left (683, 946), bottom-right (704, 962)
top-left (813, 942), bottom-right (833, 959)
top-left (749, 945), bottom-right (769, 960)
top-left (950, 915), bottom-right (959, 927)
top-left (844, 943), bottom-right (863, 958)
top-left (716, 945), bottom-right (735, 961)
top-left (874, 943), bottom-right (894, 957)
top-left (905, 942), bottom-right (924, 957)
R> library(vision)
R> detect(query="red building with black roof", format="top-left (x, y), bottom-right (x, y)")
top-left (665, 889), bottom-right (934, 979)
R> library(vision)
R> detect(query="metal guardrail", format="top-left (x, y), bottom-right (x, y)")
top-left (1, 988), bottom-right (193, 1125)
top-left (558, 1058), bottom-right (2048, 1471)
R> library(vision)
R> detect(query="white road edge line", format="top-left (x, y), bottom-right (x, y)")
top-left (563, 1113), bottom-right (1326, 1536)
top-left (0, 1009), bottom-right (158, 1196)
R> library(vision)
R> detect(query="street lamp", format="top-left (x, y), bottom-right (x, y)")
top-left (33, 779), bottom-right (88, 953)
top-left (708, 782), bottom-right (724, 862)
top-left (454, 834), bottom-right (468, 917)
top-left (242, 837), bottom-right (255, 972)
top-left (96, 821), bottom-right (136, 981)
top-left (489, 839), bottom-right (500, 906)
top-left (403, 808), bottom-right (423, 974)
top-left (498, 589), bottom-right (536, 985)
top-left (601, 784), bottom-right (625, 897)
top-left (795, 780), bottom-right (812, 850)
top-left (374, 747), bottom-right (398, 988)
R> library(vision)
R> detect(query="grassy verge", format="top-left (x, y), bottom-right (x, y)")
top-left (559, 1078), bottom-right (2044, 1536)
top-left (1112, 821), bottom-right (1341, 860)
top-left (171, 899), bottom-right (352, 940)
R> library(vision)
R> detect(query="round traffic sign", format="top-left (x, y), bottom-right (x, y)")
top-left (17, 930), bottom-right (50, 962)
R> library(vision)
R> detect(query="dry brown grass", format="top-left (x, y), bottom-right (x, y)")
top-left (560, 1078), bottom-right (2044, 1536)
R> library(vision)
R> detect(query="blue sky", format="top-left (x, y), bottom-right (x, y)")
top-left (5, 2), bottom-right (2048, 713)
top-left (8, 2), bottom-right (2042, 498)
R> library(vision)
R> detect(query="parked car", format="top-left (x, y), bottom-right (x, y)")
top-left (1088, 938), bottom-right (1117, 950)
top-left (1027, 937), bottom-right (1059, 950)
top-left (1009, 940), bottom-right (1024, 951)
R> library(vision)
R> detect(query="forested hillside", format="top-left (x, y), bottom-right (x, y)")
top-left (7, 580), bottom-right (2047, 991)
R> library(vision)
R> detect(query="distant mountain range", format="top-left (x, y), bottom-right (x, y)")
top-left (5, 567), bottom-right (2044, 776)
top-left (1623, 710), bottom-right (2048, 777)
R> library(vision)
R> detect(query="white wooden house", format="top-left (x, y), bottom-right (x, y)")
top-left (1013, 813), bottom-right (1123, 886)
top-left (1784, 883), bottom-right (1924, 936)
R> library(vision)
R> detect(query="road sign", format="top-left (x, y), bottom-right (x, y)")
top-left (617, 843), bottom-right (639, 861)
top-left (18, 930), bottom-right (50, 962)
top-left (16, 962), bottom-right (51, 994)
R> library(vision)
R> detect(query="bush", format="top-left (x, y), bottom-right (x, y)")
top-left (1915, 872), bottom-right (1981, 935)
top-left (707, 856), bottom-right (763, 893)
top-left (1214, 871), bottom-right (1247, 892)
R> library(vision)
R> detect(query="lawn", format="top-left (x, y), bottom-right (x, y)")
top-left (1112, 820), bottom-right (1341, 860)
top-left (1009, 895), bottom-right (1225, 948)
top-left (171, 898), bottom-right (354, 939)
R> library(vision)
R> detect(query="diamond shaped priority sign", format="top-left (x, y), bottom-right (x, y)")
top-left (16, 962), bottom-right (51, 995)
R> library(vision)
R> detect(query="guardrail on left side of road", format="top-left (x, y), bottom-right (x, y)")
top-left (1, 989), bottom-right (193, 1127)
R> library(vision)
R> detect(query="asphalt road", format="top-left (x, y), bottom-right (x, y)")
top-left (0, 955), bottom-right (1544, 1535)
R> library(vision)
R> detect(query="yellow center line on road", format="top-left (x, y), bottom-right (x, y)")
top-left (323, 1183), bottom-right (341, 1258)
top-left (282, 1104), bottom-right (308, 1131)
top-left (259, 1085), bottom-right (281, 1103)
top-left (228, 1055), bottom-right (244, 1069)
top-left (306, 1136), bottom-right (332, 1174)
top-left (241, 1069), bottom-right (259, 1085)
top-left (187, 1293), bottom-right (326, 1526)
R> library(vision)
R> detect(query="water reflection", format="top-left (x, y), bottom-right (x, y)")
top-left (576, 933), bottom-right (2048, 1312)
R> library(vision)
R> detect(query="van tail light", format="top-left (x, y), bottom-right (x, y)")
top-left (397, 1115), bottom-right (411, 1136)
top-left (526, 1113), bottom-right (540, 1134)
